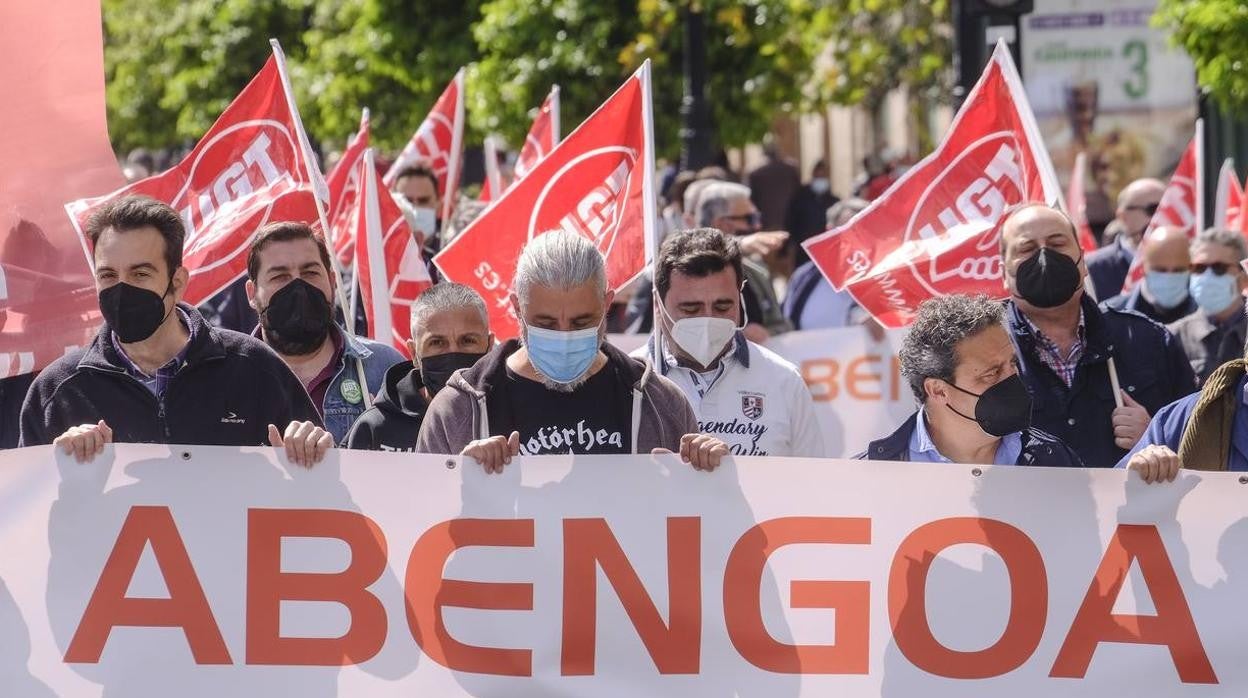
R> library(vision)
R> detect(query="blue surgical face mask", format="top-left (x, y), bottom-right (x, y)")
top-left (1190, 269), bottom-right (1240, 315)
top-left (1144, 270), bottom-right (1190, 309)
top-left (523, 321), bottom-right (602, 385)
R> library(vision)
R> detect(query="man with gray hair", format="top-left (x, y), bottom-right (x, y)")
top-left (1168, 227), bottom-right (1248, 386)
top-left (346, 283), bottom-right (493, 451)
top-left (861, 294), bottom-right (1081, 466)
top-left (417, 230), bottom-right (729, 472)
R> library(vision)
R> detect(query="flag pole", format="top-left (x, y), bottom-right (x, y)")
top-left (271, 38), bottom-right (371, 405)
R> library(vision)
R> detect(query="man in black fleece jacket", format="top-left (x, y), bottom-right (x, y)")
top-left (19, 196), bottom-right (330, 466)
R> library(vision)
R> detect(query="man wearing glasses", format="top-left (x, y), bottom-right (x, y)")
top-left (692, 181), bottom-right (792, 340)
top-left (1086, 177), bottom-right (1165, 300)
top-left (1167, 227), bottom-right (1248, 386)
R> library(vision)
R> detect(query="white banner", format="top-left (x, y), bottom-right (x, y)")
top-left (610, 327), bottom-right (916, 457)
top-left (1, 445), bottom-right (1246, 696)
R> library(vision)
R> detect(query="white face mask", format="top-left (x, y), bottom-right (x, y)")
top-left (810, 177), bottom-right (831, 195)
top-left (655, 293), bottom-right (742, 369)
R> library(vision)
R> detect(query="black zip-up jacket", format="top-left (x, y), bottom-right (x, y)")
top-left (858, 412), bottom-right (1084, 467)
top-left (344, 362), bottom-right (428, 451)
top-left (18, 304), bottom-right (322, 447)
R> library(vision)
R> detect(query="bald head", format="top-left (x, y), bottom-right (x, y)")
top-left (1000, 204), bottom-right (1086, 300)
top-left (1116, 178), bottom-right (1166, 245)
top-left (1142, 226), bottom-right (1191, 272)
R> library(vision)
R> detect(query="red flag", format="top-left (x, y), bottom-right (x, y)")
top-left (326, 108), bottom-right (370, 267)
top-left (1068, 152), bottom-right (1099, 253)
top-left (383, 68), bottom-right (465, 223)
top-left (802, 42), bottom-right (1060, 328)
top-left (514, 85), bottom-right (562, 182)
top-left (354, 149), bottom-right (432, 357)
top-left (1214, 158), bottom-right (1242, 231)
top-left (433, 64), bottom-right (656, 339)
top-left (0, 0), bottom-right (124, 378)
top-left (1121, 124), bottom-right (1203, 292)
top-left (66, 41), bottom-right (328, 308)
top-left (479, 135), bottom-right (503, 202)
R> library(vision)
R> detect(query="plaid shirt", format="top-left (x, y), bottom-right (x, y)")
top-left (111, 308), bottom-right (195, 399)
top-left (1024, 310), bottom-right (1086, 387)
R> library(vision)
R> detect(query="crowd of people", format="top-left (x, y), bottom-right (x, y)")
top-left (7, 148), bottom-right (1247, 491)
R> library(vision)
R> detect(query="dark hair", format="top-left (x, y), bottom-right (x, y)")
top-left (85, 195), bottom-right (185, 275)
top-left (899, 294), bottom-right (1006, 403)
top-left (247, 222), bottom-right (335, 282)
top-left (664, 170), bottom-right (697, 212)
top-left (392, 162), bottom-right (439, 193)
top-left (654, 228), bottom-right (744, 299)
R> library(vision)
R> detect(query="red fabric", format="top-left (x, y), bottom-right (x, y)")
top-left (802, 43), bottom-right (1060, 328)
top-left (434, 64), bottom-right (655, 339)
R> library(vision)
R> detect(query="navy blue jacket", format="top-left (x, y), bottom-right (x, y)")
top-left (1102, 284), bottom-right (1197, 326)
top-left (19, 304), bottom-right (322, 447)
top-left (858, 412), bottom-right (1084, 466)
top-left (1006, 295), bottom-right (1197, 468)
top-left (1085, 237), bottom-right (1133, 301)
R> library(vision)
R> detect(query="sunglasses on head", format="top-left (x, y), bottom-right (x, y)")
top-left (1126, 203), bottom-right (1160, 217)
top-left (1191, 262), bottom-right (1236, 276)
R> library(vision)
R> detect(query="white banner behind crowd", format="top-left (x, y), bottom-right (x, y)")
top-left (1, 445), bottom-right (1246, 696)
top-left (609, 327), bottom-right (916, 457)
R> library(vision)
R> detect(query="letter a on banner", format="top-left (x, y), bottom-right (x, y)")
top-left (353, 149), bottom-right (432, 358)
top-left (802, 41), bottom-right (1060, 328)
top-left (326, 108), bottom-right (371, 267)
top-left (384, 68), bottom-right (465, 224)
top-left (65, 40), bottom-right (328, 307)
top-left (434, 64), bottom-right (656, 338)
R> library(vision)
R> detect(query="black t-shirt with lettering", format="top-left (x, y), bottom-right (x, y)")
top-left (487, 363), bottom-right (633, 455)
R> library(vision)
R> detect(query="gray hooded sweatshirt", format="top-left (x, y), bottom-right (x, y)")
top-left (415, 339), bottom-right (698, 454)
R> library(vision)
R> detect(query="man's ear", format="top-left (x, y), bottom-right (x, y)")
top-left (170, 267), bottom-right (190, 302)
top-left (605, 288), bottom-right (616, 307)
top-left (508, 293), bottom-right (522, 323)
top-left (924, 377), bottom-right (950, 404)
top-left (406, 339), bottom-right (419, 362)
top-left (245, 279), bottom-right (258, 311)
top-left (486, 331), bottom-right (496, 349)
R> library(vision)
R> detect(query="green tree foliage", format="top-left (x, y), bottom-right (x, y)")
top-left (102, 0), bottom-right (478, 154)
top-left (471, 0), bottom-right (812, 157)
top-left (802, 0), bottom-right (953, 152)
top-left (1155, 0), bottom-right (1248, 112)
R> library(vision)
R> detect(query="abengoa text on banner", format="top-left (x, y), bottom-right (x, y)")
top-left (0, 444), bottom-right (1244, 696)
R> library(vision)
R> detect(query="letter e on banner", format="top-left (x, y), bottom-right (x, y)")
top-left (405, 519), bottom-right (535, 676)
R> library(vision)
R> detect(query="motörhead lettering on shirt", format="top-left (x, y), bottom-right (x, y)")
top-left (487, 362), bottom-right (632, 455)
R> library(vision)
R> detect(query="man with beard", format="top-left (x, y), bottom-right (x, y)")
top-left (20, 197), bottom-right (331, 466)
top-left (346, 283), bottom-right (493, 451)
top-left (416, 230), bottom-right (729, 472)
top-left (246, 222), bottom-right (405, 444)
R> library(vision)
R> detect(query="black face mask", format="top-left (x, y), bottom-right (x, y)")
top-left (99, 280), bottom-right (174, 344)
top-left (946, 374), bottom-right (1033, 437)
top-left (418, 351), bottom-right (485, 395)
top-left (261, 278), bottom-right (334, 356)
top-left (1014, 247), bottom-right (1083, 308)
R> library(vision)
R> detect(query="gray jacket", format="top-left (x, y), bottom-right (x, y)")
top-left (415, 339), bottom-right (698, 454)
top-left (1167, 308), bottom-right (1248, 387)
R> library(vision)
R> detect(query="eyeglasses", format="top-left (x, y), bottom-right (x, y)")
top-left (1191, 262), bottom-right (1237, 276)
top-left (722, 212), bottom-right (762, 228)
top-left (1124, 203), bottom-right (1160, 217)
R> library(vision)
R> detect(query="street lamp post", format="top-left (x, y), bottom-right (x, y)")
top-left (680, 2), bottom-right (714, 171)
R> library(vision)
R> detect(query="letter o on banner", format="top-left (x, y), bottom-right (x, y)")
top-left (887, 517), bottom-right (1047, 679)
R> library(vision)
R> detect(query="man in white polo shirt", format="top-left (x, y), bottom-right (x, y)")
top-left (634, 227), bottom-right (827, 457)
